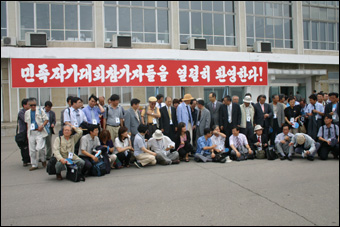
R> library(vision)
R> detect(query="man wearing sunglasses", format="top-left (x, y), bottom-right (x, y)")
top-left (24, 98), bottom-right (49, 171)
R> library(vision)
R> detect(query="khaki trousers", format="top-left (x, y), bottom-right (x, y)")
top-left (135, 153), bottom-right (157, 166)
top-left (106, 125), bottom-right (120, 142)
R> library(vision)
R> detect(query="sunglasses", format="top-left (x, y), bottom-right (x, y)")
top-left (30, 104), bottom-right (37, 107)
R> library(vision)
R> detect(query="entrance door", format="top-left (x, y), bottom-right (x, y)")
top-left (280, 86), bottom-right (294, 97)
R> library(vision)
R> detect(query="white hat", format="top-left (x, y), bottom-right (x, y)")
top-left (254, 125), bottom-right (264, 132)
top-left (152, 130), bottom-right (164, 140)
top-left (243, 96), bottom-right (252, 103)
top-left (296, 134), bottom-right (306, 145)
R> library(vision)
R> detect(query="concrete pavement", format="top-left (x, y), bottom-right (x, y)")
top-left (1, 135), bottom-right (339, 226)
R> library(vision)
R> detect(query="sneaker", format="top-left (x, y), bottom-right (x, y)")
top-left (29, 167), bottom-right (38, 171)
top-left (134, 161), bottom-right (143, 169)
top-left (226, 156), bottom-right (232, 163)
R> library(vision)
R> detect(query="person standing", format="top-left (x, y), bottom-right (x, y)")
top-left (269, 95), bottom-right (285, 145)
top-left (24, 98), bottom-right (49, 171)
top-left (325, 92), bottom-right (339, 126)
top-left (141, 96), bottom-right (161, 140)
top-left (160, 97), bottom-right (178, 142)
top-left (232, 95), bottom-right (240, 104)
top-left (239, 96), bottom-right (255, 140)
top-left (103, 94), bottom-right (124, 142)
top-left (124, 98), bottom-right (142, 146)
top-left (219, 96), bottom-right (241, 147)
top-left (60, 96), bottom-right (73, 127)
top-left (306, 94), bottom-right (324, 140)
top-left (195, 100), bottom-right (211, 141)
top-left (177, 94), bottom-right (195, 145)
top-left (284, 97), bottom-right (301, 134)
top-left (254, 95), bottom-right (273, 136)
top-left (206, 92), bottom-right (223, 127)
top-left (44, 101), bottom-right (56, 160)
top-left (156, 94), bottom-right (166, 109)
top-left (190, 99), bottom-right (198, 148)
top-left (83, 94), bottom-right (105, 133)
top-left (17, 98), bottom-right (31, 166)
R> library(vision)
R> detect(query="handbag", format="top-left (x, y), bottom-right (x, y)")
top-left (66, 164), bottom-right (85, 182)
top-left (298, 119), bottom-right (307, 134)
top-left (46, 156), bottom-right (57, 175)
top-left (15, 116), bottom-right (27, 148)
top-left (256, 150), bottom-right (266, 159)
top-left (266, 147), bottom-right (278, 160)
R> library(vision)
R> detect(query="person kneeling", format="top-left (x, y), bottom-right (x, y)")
top-left (317, 114), bottom-right (339, 160)
top-left (229, 127), bottom-right (254, 161)
top-left (249, 125), bottom-right (269, 159)
top-left (148, 130), bottom-right (180, 165)
top-left (53, 125), bottom-right (85, 180)
top-left (291, 133), bottom-right (320, 161)
top-left (195, 128), bottom-right (226, 163)
top-left (133, 124), bottom-right (157, 168)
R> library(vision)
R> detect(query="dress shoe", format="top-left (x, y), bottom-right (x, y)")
top-left (23, 162), bottom-right (28, 167)
top-left (307, 156), bottom-right (314, 161)
top-left (287, 156), bottom-right (293, 161)
top-left (56, 174), bottom-right (63, 181)
top-left (42, 161), bottom-right (47, 168)
top-left (280, 155), bottom-right (287, 160)
top-left (29, 167), bottom-right (38, 171)
top-left (220, 158), bottom-right (226, 163)
top-left (172, 160), bottom-right (180, 164)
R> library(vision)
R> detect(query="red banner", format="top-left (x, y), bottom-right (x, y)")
top-left (11, 58), bottom-right (268, 88)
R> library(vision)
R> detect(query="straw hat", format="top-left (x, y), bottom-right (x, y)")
top-left (182, 94), bottom-right (194, 101)
top-left (152, 130), bottom-right (164, 140)
top-left (243, 96), bottom-right (252, 103)
top-left (148, 96), bottom-right (157, 102)
top-left (254, 125), bottom-right (264, 132)
top-left (296, 134), bottom-right (306, 145)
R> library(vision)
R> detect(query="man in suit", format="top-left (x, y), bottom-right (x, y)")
top-left (160, 97), bottom-right (178, 142)
top-left (324, 92), bottom-right (339, 126)
top-left (269, 94), bottom-right (285, 146)
top-left (219, 95), bottom-right (241, 148)
top-left (190, 99), bottom-right (198, 148)
top-left (249, 125), bottom-right (269, 158)
top-left (177, 94), bottom-right (195, 145)
top-left (124, 98), bottom-right (142, 146)
top-left (254, 95), bottom-right (273, 136)
top-left (196, 100), bottom-right (211, 141)
top-left (44, 101), bottom-right (56, 160)
top-left (206, 92), bottom-right (223, 128)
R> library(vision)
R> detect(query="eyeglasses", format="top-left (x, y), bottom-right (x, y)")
top-left (30, 104), bottom-right (37, 107)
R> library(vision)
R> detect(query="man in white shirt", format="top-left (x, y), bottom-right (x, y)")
top-left (211, 125), bottom-right (228, 158)
top-left (229, 127), bottom-right (254, 161)
top-left (64, 97), bottom-right (87, 128)
top-left (147, 130), bottom-right (180, 165)
top-left (275, 124), bottom-right (295, 160)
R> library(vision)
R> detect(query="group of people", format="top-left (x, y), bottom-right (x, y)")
top-left (16, 90), bottom-right (339, 181)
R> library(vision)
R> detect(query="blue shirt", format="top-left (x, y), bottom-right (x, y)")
top-left (83, 105), bottom-right (102, 124)
top-left (30, 110), bottom-right (38, 130)
top-left (134, 133), bottom-right (146, 157)
top-left (196, 136), bottom-right (212, 155)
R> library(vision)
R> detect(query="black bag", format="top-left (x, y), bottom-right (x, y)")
top-left (66, 164), bottom-right (85, 182)
top-left (266, 147), bottom-right (278, 160)
top-left (46, 156), bottom-right (57, 175)
top-left (212, 153), bottom-right (222, 162)
top-left (96, 145), bottom-right (111, 174)
top-left (90, 152), bottom-right (107, 177)
top-left (15, 116), bottom-right (27, 148)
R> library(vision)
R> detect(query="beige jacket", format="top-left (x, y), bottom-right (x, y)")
top-left (240, 104), bottom-right (255, 128)
top-left (53, 127), bottom-right (83, 161)
top-left (24, 107), bottom-right (49, 138)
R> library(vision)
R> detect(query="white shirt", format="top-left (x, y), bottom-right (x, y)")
top-left (147, 136), bottom-right (175, 156)
top-left (114, 135), bottom-right (131, 156)
top-left (64, 107), bottom-right (87, 127)
top-left (211, 135), bottom-right (226, 151)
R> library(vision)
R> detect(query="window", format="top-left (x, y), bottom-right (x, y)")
top-left (204, 87), bottom-right (227, 102)
top-left (246, 1), bottom-right (293, 48)
top-left (110, 87), bottom-right (133, 104)
top-left (19, 1), bottom-right (93, 41)
top-left (27, 88), bottom-right (51, 107)
top-left (104, 1), bottom-right (169, 44)
top-left (303, 1), bottom-right (339, 50)
top-left (1, 1), bottom-right (7, 39)
top-left (179, 1), bottom-right (236, 46)
top-left (67, 87), bottom-right (89, 104)
top-left (146, 87), bottom-right (165, 100)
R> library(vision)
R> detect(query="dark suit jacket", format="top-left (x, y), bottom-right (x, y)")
top-left (219, 103), bottom-right (241, 129)
top-left (159, 106), bottom-right (178, 132)
top-left (46, 110), bottom-right (56, 134)
top-left (191, 108), bottom-right (198, 126)
top-left (249, 134), bottom-right (269, 151)
top-left (325, 102), bottom-right (339, 116)
top-left (254, 103), bottom-right (273, 128)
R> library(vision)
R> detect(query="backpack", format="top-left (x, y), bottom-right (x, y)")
top-left (266, 147), bottom-right (278, 160)
top-left (66, 164), bottom-right (85, 182)
top-left (90, 150), bottom-right (107, 177)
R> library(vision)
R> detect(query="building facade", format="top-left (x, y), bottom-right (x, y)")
top-left (1, 1), bottom-right (339, 124)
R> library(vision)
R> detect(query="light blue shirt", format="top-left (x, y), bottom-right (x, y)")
top-left (177, 102), bottom-right (193, 126)
top-left (64, 107), bottom-right (87, 127)
top-left (196, 136), bottom-right (212, 155)
top-left (134, 133), bottom-right (146, 157)
top-left (83, 105), bottom-right (102, 124)
top-left (306, 103), bottom-right (324, 119)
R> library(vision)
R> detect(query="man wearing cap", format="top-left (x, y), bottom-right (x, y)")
top-left (275, 124), bottom-right (294, 160)
top-left (317, 114), bottom-right (339, 160)
top-left (291, 133), bottom-right (320, 161)
top-left (249, 125), bottom-right (269, 159)
top-left (147, 130), bottom-right (180, 165)
top-left (239, 96), bottom-right (255, 140)
top-left (141, 96), bottom-right (161, 140)
top-left (177, 94), bottom-right (195, 146)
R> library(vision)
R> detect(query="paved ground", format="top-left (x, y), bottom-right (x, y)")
top-left (1, 135), bottom-right (339, 226)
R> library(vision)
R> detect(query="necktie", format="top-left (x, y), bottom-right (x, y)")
top-left (75, 109), bottom-right (80, 125)
top-left (228, 105), bottom-right (231, 116)
top-left (328, 127), bottom-right (331, 139)
top-left (257, 136), bottom-right (261, 143)
top-left (186, 105), bottom-right (192, 124)
top-left (168, 107), bottom-right (172, 119)
top-left (235, 136), bottom-right (240, 148)
top-left (261, 104), bottom-right (265, 112)
top-left (135, 110), bottom-right (140, 123)
top-left (198, 110), bottom-right (202, 121)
